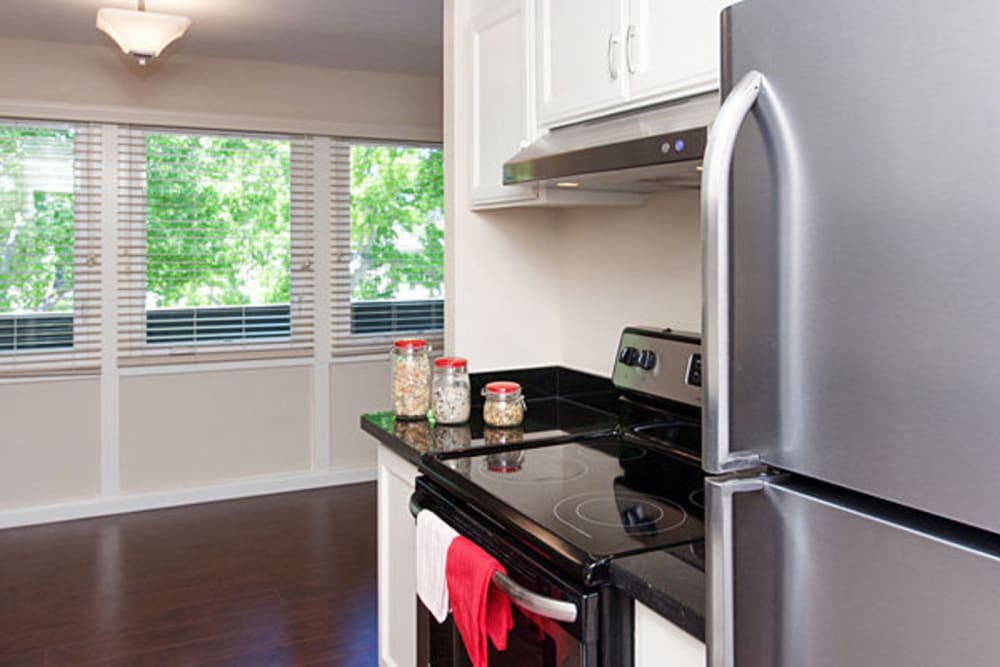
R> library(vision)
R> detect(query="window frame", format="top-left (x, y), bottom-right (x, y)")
top-left (0, 119), bottom-right (102, 377)
top-left (117, 126), bottom-right (316, 365)
top-left (331, 139), bottom-right (445, 357)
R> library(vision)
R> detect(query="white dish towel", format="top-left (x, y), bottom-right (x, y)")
top-left (415, 509), bottom-right (460, 623)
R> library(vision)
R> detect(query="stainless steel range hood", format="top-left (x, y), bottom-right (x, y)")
top-left (503, 93), bottom-right (718, 194)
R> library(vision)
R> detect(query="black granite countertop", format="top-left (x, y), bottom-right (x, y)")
top-left (361, 396), bottom-right (622, 465)
top-left (611, 542), bottom-right (706, 640)
top-left (359, 365), bottom-right (706, 640)
top-left (360, 366), bottom-right (621, 465)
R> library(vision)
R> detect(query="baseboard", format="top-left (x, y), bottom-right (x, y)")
top-left (0, 467), bottom-right (377, 530)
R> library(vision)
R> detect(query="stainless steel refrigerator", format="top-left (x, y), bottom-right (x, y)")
top-left (701, 1), bottom-right (1000, 665)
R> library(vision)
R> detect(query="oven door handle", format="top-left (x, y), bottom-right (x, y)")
top-left (411, 490), bottom-right (578, 624)
top-left (492, 571), bottom-right (578, 623)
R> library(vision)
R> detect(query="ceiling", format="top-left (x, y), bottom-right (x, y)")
top-left (0, 0), bottom-right (443, 76)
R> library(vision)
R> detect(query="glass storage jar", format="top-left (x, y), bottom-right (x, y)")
top-left (481, 381), bottom-right (526, 427)
top-left (391, 338), bottom-right (430, 420)
top-left (432, 357), bottom-right (471, 424)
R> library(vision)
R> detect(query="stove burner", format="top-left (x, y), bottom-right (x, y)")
top-left (630, 422), bottom-right (701, 452)
top-left (577, 496), bottom-right (664, 527)
top-left (480, 453), bottom-right (590, 484)
top-left (553, 492), bottom-right (687, 540)
top-left (688, 488), bottom-right (704, 509)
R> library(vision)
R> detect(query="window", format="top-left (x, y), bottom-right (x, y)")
top-left (331, 142), bottom-right (444, 355)
top-left (118, 128), bottom-right (315, 362)
top-left (0, 120), bottom-right (101, 374)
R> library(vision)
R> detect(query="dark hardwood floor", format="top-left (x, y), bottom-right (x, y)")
top-left (0, 483), bottom-right (378, 666)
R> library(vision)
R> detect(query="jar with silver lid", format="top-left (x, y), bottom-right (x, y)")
top-left (481, 381), bottom-right (526, 427)
top-left (391, 338), bottom-right (430, 420)
top-left (432, 357), bottom-right (471, 424)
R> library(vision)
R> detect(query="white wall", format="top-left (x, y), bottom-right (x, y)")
top-left (0, 37), bottom-right (442, 141)
top-left (0, 36), bottom-right (441, 526)
top-left (120, 367), bottom-right (313, 493)
top-left (556, 191), bottom-right (702, 376)
top-left (329, 360), bottom-right (391, 471)
top-left (445, 1), bottom-right (702, 377)
top-left (0, 378), bottom-right (101, 510)
top-left (444, 0), bottom-right (563, 371)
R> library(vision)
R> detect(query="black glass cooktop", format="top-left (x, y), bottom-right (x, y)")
top-left (422, 436), bottom-right (705, 570)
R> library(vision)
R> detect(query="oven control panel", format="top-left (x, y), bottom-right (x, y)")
top-left (612, 326), bottom-right (702, 407)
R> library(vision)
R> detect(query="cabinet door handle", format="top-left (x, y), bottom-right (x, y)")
top-left (607, 32), bottom-right (620, 80)
top-left (625, 24), bottom-right (638, 75)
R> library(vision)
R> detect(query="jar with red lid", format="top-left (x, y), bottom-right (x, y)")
top-left (391, 338), bottom-right (430, 420)
top-left (432, 357), bottom-right (471, 424)
top-left (481, 381), bottom-right (526, 427)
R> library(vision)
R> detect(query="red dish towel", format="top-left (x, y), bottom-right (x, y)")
top-left (445, 536), bottom-right (514, 667)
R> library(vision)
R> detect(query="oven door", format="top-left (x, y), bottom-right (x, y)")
top-left (411, 477), bottom-right (609, 667)
top-left (418, 601), bottom-right (588, 667)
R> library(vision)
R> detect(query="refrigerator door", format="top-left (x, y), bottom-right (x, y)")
top-left (705, 0), bottom-right (1000, 533)
top-left (706, 475), bottom-right (1000, 667)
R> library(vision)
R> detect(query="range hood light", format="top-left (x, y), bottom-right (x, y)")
top-left (556, 182), bottom-right (581, 188)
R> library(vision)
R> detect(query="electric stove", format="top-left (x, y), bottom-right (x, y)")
top-left (416, 326), bottom-right (704, 586)
top-left (411, 327), bottom-right (704, 666)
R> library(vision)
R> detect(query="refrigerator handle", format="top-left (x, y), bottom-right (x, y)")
top-left (706, 476), bottom-right (766, 667)
top-left (701, 70), bottom-right (764, 474)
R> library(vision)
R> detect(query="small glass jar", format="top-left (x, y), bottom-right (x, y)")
top-left (482, 381), bottom-right (526, 427)
top-left (391, 339), bottom-right (430, 420)
top-left (432, 357), bottom-right (471, 424)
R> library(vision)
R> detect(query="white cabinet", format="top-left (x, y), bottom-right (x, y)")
top-left (634, 601), bottom-right (706, 667)
top-left (468, 0), bottom-right (645, 209)
top-left (469, 1), bottom-right (540, 208)
top-left (626, 0), bottom-right (727, 105)
top-left (536, 0), bottom-right (628, 125)
top-left (537, 0), bottom-right (729, 128)
top-left (377, 446), bottom-right (419, 667)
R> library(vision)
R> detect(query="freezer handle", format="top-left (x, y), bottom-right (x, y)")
top-left (706, 476), bottom-right (765, 667)
top-left (701, 70), bottom-right (764, 474)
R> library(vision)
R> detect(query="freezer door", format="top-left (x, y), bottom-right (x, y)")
top-left (707, 0), bottom-right (1000, 533)
top-left (707, 475), bottom-right (1000, 667)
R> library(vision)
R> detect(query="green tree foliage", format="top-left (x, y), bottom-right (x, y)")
top-left (145, 133), bottom-right (291, 308)
top-left (350, 145), bottom-right (444, 301)
top-left (0, 130), bottom-right (446, 318)
top-left (0, 126), bottom-right (75, 314)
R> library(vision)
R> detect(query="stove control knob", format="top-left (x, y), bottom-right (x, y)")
top-left (619, 346), bottom-right (639, 366)
top-left (636, 349), bottom-right (657, 370)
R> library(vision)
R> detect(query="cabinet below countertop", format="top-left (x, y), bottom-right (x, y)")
top-left (634, 600), bottom-right (706, 667)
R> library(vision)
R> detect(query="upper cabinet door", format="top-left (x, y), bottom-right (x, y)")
top-left (626, 0), bottom-right (727, 103)
top-left (469, 1), bottom-right (539, 207)
top-left (537, 0), bottom-right (628, 126)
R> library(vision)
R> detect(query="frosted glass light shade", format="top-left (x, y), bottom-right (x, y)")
top-left (96, 7), bottom-right (191, 64)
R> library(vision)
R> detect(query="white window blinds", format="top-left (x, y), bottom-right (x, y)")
top-left (0, 120), bottom-right (102, 376)
top-left (330, 141), bottom-right (445, 357)
top-left (118, 126), bottom-right (315, 364)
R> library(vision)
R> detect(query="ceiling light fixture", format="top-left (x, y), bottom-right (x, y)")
top-left (96, 1), bottom-right (191, 66)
